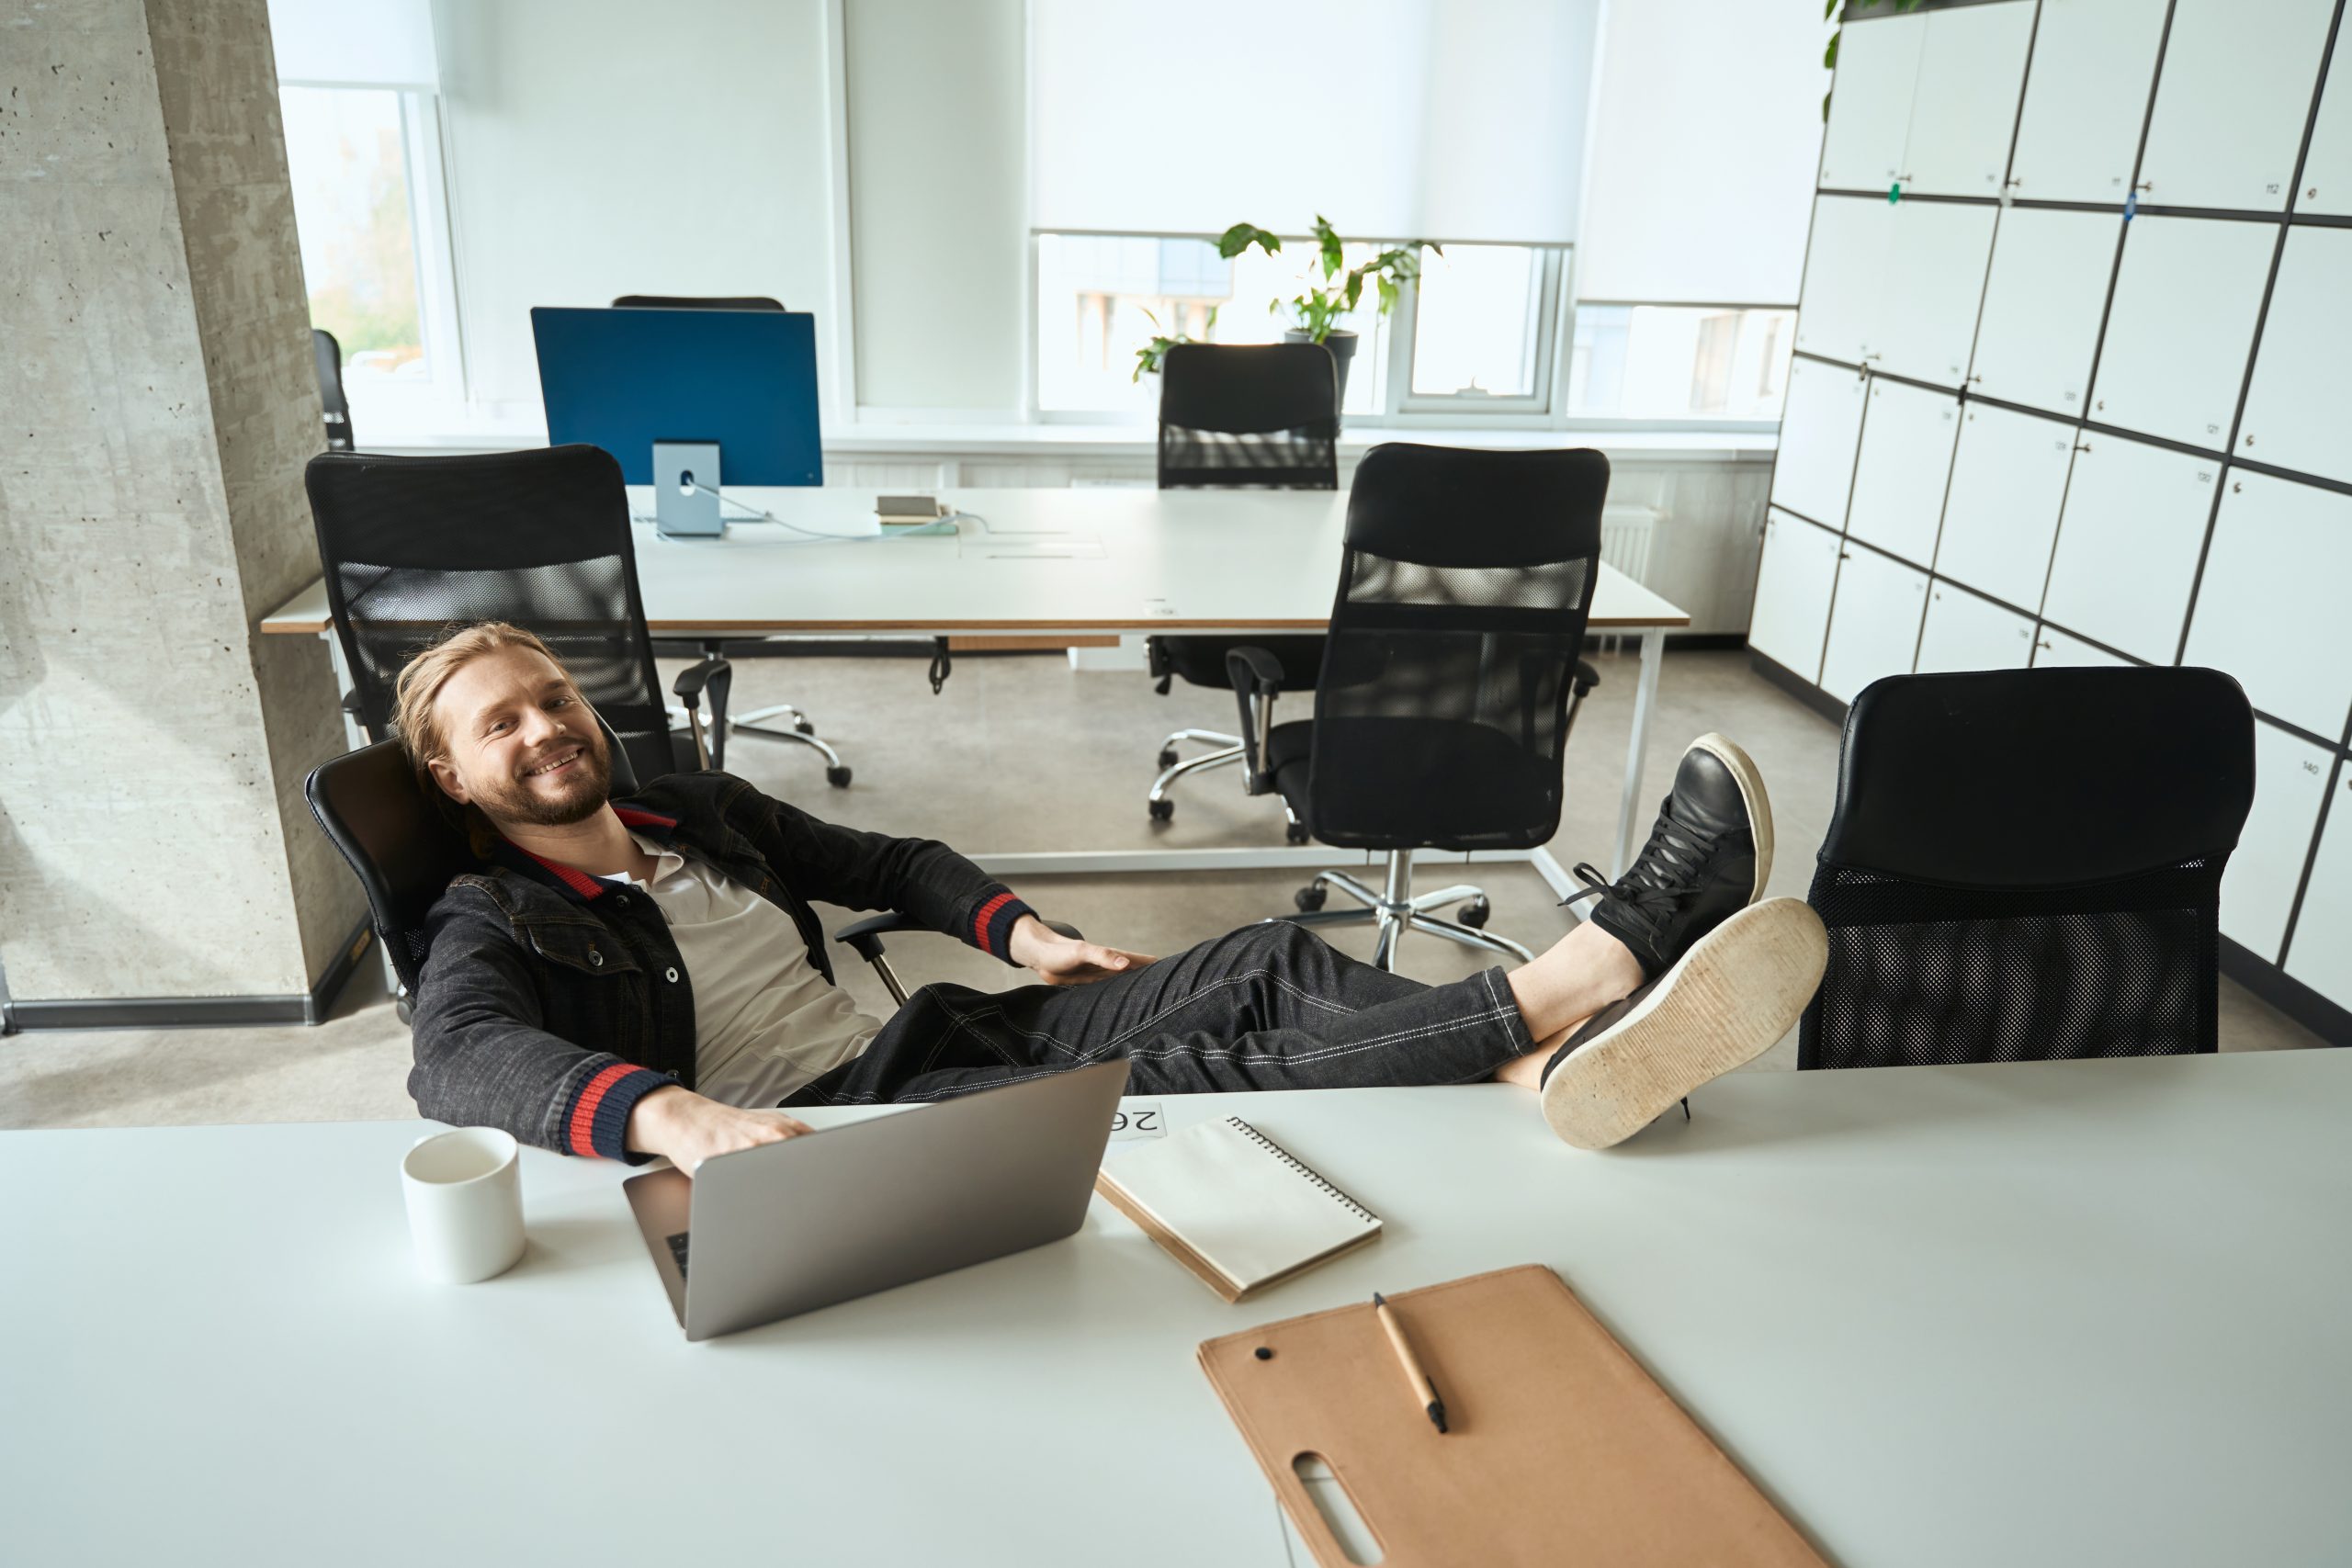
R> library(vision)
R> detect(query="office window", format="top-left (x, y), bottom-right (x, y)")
top-left (1566, 305), bottom-right (1795, 421)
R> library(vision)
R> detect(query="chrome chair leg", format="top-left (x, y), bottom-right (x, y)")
top-left (1147, 743), bottom-right (1243, 818)
top-left (730, 711), bottom-right (851, 786)
top-left (1283, 852), bottom-right (1537, 970)
top-left (1405, 911), bottom-right (1537, 963)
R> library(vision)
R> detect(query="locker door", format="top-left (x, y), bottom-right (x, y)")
top-left (1769, 356), bottom-right (1869, 527)
top-left (2284, 771), bottom-right (2352, 1009)
top-left (2301, 47), bottom-right (2352, 217)
top-left (2031, 626), bottom-right (2132, 668)
top-left (1818, 544), bottom-right (1929, 703)
top-left (1915, 583), bottom-right (2036, 674)
top-left (1898, 1), bottom-right (2035, 197)
top-left (2041, 434), bottom-right (2220, 665)
top-left (1873, 199), bottom-right (1997, 388)
top-left (2236, 228), bottom-right (2352, 485)
top-left (1844, 378), bottom-right (1960, 569)
top-left (1933, 403), bottom-right (2075, 612)
top-left (2089, 216), bottom-right (2274, 451)
top-left (2182, 470), bottom-right (2352, 738)
top-left (1968, 207), bottom-right (2120, 416)
top-left (1819, 13), bottom-right (1924, 190)
top-left (2137, 0), bottom-right (2335, 212)
top-left (1748, 510), bottom-right (1843, 682)
top-left (2007, 0), bottom-right (2170, 202)
top-left (2222, 721), bottom-right (2334, 963)
top-left (1795, 197), bottom-right (1889, 365)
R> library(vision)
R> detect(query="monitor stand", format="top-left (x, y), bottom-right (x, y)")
top-left (652, 441), bottom-right (725, 539)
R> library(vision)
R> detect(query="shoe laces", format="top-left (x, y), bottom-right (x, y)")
top-left (1559, 805), bottom-right (1717, 946)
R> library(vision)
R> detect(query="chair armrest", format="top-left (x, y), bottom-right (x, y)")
top-left (831, 913), bottom-right (1082, 966)
top-left (671, 656), bottom-right (733, 769)
top-left (1573, 658), bottom-right (1600, 696)
top-left (1225, 646), bottom-right (1286, 795)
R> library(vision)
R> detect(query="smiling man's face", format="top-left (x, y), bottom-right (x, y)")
top-left (425, 643), bottom-right (612, 831)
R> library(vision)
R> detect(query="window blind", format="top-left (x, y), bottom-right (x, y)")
top-left (267, 0), bottom-right (440, 89)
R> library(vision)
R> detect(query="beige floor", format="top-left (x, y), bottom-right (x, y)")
top-left (0, 648), bottom-right (2320, 1132)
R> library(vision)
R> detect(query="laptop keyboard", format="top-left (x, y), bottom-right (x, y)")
top-left (666, 1231), bottom-right (691, 1280)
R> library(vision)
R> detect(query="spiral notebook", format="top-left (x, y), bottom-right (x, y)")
top-left (1094, 1116), bottom-right (1381, 1302)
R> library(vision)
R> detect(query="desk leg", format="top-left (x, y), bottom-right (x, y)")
top-left (1613, 630), bottom-right (1666, 880)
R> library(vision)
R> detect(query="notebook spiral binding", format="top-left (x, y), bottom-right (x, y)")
top-left (1226, 1117), bottom-right (1382, 1226)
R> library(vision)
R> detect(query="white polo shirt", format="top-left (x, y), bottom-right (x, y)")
top-left (601, 833), bottom-right (886, 1107)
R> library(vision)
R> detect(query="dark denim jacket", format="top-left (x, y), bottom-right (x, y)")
top-left (408, 770), bottom-right (1033, 1161)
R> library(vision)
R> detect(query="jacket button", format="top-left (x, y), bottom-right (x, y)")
top-left (665, 967), bottom-right (681, 983)
top-left (588, 949), bottom-right (603, 967)
top-left (665, 1069), bottom-right (680, 1080)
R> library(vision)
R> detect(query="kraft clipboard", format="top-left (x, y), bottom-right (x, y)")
top-left (1197, 1264), bottom-right (1828, 1568)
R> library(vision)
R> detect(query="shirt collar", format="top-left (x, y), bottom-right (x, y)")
top-left (488, 800), bottom-right (684, 904)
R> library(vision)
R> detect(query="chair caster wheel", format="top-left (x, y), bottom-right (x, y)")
top-left (795, 718), bottom-right (816, 736)
top-left (396, 997), bottom-right (414, 1025)
top-left (1148, 797), bottom-right (1175, 821)
top-left (1294, 885), bottom-right (1328, 913)
top-left (1285, 821), bottom-right (1310, 844)
top-left (1157, 748), bottom-right (1179, 769)
top-left (1460, 897), bottom-right (1491, 929)
top-left (826, 766), bottom-right (853, 788)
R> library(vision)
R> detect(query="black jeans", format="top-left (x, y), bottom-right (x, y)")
top-left (786, 921), bottom-right (1534, 1106)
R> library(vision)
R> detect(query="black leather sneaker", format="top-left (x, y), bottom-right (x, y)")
top-left (1563, 733), bottom-right (1773, 982)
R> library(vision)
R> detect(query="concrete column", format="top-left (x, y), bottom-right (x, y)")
top-left (0, 0), bottom-right (366, 1021)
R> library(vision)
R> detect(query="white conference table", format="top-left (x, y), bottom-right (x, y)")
top-left (8, 1051), bottom-right (2347, 1566)
top-left (260, 487), bottom-right (1691, 886)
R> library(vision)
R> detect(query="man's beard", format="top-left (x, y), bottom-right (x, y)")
top-left (479, 731), bottom-right (612, 829)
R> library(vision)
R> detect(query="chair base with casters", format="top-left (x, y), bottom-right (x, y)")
top-left (651, 637), bottom-right (851, 787)
top-left (1142, 634), bottom-right (1321, 833)
top-left (1282, 852), bottom-right (1534, 968)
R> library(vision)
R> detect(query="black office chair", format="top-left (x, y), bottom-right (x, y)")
top-left (1232, 443), bottom-right (1609, 970)
top-left (305, 445), bottom-right (729, 785)
top-left (1145, 342), bottom-right (1340, 836)
top-left (312, 328), bottom-right (355, 452)
top-left (1800, 667), bottom-right (2256, 1069)
top-left (608, 292), bottom-right (851, 787)
top-left (305, 725), bottom-right (1036, 1020)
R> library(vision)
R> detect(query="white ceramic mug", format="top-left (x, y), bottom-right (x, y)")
top-left (401, 1127), bottom-right (526, 1284)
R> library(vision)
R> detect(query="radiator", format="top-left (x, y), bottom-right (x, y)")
top-left (1600, 503), bottom-right (1660, 585)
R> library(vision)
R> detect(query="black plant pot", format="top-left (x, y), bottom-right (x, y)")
top-left (1283, 328), bottom-right (1357, 414)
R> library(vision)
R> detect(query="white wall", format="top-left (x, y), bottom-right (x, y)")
top-left (433, 0), bottom-right (839, 422)
top-left (842, 0), bottom-right (1027, 414)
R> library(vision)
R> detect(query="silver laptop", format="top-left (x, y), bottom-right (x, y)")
top-left (624, 1059), bottom-right (1129, 1341)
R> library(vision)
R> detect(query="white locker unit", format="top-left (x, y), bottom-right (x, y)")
top-left (1818, 543), bottom-right (1929, 704)
top-left (1769, 356), bottom-right (1869, 526)
top-left (2031, 627), bottom-right (2132, 668)
top-left (2183, 470), bottom-right (2352, 739)
top-left (1749, 510), bottom-right (1844, 682)
top-left (2221, 721), bottom-right (2335, 962)
top-left (1915, 582), bottom-right (2037, 674)
top-left (1898, 2), bottom-right (2037, 197)
top-left (2136, 0), bottom-right (2336, 212)
top-left (2089, 216), bottom-right (2276, 450)
top-left (1819, 13), bottom-right (1924, 190)
top-left (2301, 44), bottom-right (2352, 217)
top-left (1967, 207), bottom-right (2120, 416)
top-left (1844, 378), bottom-right (1960, 568)
top-left (1872, 199), bottom-right (1998, 386)
top-left (2236, 227), bottom-right (2352, 486)
top-left (1933, 403), bottom-right (2076, 612)
top-left (1794, 197), bottom-right (1887, 364)
top-left (2284, 776), bottom-right (2352, 1009)
top-left (2040, 434), bottom-right (2220, 665)
top-left (2007, 0), bottom-right (2171, 202)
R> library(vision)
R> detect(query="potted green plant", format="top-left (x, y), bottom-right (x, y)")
top-left (1134, 217), bottom-right (1436, 410)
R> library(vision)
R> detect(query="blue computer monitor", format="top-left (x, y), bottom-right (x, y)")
top-left (531, 306), bottom-right (823, 523)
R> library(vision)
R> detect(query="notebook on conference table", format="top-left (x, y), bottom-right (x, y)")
top-left (1094, 1116), bottom-right (1381, 1302)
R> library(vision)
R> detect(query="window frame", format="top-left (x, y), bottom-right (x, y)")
top-left (1561, 295), bottom-right (1794, 434)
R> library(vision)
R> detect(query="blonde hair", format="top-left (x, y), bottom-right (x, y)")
top-left (392, 620), bottom-right (568, 808)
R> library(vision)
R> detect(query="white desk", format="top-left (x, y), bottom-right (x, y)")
top-left (8, 1052), bottom-right (2347, 1566)
top-left (261, 488), bottom-right (1690, 884)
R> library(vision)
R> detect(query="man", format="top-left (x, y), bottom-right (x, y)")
top-left (400, 622), bottom-right (1826, 1171)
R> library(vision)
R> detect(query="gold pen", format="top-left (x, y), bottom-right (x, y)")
top-left (1372, 1292), bottom-right (1448, 1434)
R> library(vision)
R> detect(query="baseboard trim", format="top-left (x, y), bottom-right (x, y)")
top-left (0, 920), bottom-right (375, 1032)
top-left (2220, 936), bottom-right (2352, 1048)
top-left (1747, 649), bottom-right (1849, 725)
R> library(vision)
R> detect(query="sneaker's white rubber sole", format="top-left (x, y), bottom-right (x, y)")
top-left (1541, 897), bottom-right (1827, 1150)
top-left (1689, 731), bottom-right (1773, 900)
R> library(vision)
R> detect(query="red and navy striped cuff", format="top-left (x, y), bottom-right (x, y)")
top-left (561, 1060), bottom-right (670, 1162)
top-left (969, 889), bottom-right (1035, 964)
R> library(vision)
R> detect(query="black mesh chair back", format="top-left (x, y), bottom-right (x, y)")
top-left (312, 328), bottom-right (354, 452)
top-left (307, 723), bottom-right (641, 996)
top-left (1157, 341), bottom-right (1339, 491)
top-left (1306, 443), bottom-right (1609, 851)
top-left (610, 295), bottom-right (784, 311)
top-left (305, 445), bottom-right (684, 784)
top-left (1800, 667), bottom-right (2256, 1070)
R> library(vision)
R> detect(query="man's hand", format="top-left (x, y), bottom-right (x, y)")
top-left (625, 1084), bottom-right (814, 1176)
top-left (1006, 914), bottom-right (1156, 987)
